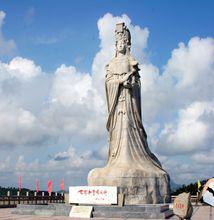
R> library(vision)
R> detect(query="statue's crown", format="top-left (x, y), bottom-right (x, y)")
top-left (115, 22), bottom-right (131, 45)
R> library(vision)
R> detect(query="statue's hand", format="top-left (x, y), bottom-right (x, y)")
top-left (123, 80), bottom-right (131, 88)
top-left (118, 72), bottom-right (132, 84)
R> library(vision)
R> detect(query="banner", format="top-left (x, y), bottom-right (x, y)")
top-left (36, 179), bottom-right (40, 193)
top-left (48, 179), bottom-right (52, 194)
top-left (197, 179), bottom-right (201, 192)
top-left (18, 175), bottom-right (22, 192)
top-left (60, 178), bottom-right (64, 191)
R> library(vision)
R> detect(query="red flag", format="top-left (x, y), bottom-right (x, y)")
top-left (36, 179), bottom-right (40, 193)
top-left (18, 176), bottom-right (22, 192)
top-left (60, 178), bottom-right (64, 191)
top-left (47, 180), bottom-right (52, 194)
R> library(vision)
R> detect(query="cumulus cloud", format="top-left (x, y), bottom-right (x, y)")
top-left (0, 56), bottom-right (50, 148)
top-left (0, 11), bottom-right (16, 57)
top-left (0, 57), bottom-right (41, 80)
top-left (157, 101), bottom-right (214, 155)
top-left (144, 37), bottom-right (214, 158)
top-left (0, 146), bottom-right (106, 188)
top-left (141, 37), bottom-right (214, 123)
top-left (0, 104), bottom-right (50, 147)
top-left (42, 64), bottom-right (106, 143)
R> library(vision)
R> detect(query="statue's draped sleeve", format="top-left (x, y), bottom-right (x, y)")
top-left (105, 64), bottom-right (120, 131)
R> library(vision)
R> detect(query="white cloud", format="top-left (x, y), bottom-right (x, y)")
top-left (157, 101), bottom-right (214, 155)
top-left (0, 57), bottom-right (42, 98)
top-left (191, 149), bottom-right (214, 165)
top-left (146, 37), bottom-right (214, 157)
top-left (51, 65), bottom-right (95, 106)
top-left (0, 55), bottom-right (50, 148)
top-left (165, 37), bottom-right (214, 90)
top-left (7, 57), bottom-right (41, 80)
top-left (11, 146), bottom-right (106, 188)
top-left (0, 11), bottom-right (16, 57)
top-left (0, 104), bottom-right (50, 147)
top-left (141, 37), bottom-right (214, 124)
top-left (161, 157), bottom-right (213, 185)
top-left (42, 64), bottom-right (106, 141)
top-left (0, 156), bottom-right (11, 172)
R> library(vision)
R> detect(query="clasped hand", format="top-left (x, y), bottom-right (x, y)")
top-left (121, 72), bottom-right (133, 88)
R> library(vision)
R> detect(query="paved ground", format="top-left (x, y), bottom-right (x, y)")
top-left (191, 206), bottom-right (213, 220)
top-left (0, 206), bottom-right (213, 220)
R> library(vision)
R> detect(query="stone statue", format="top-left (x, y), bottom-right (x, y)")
top-left (88, 23), bottom-right (170, 204)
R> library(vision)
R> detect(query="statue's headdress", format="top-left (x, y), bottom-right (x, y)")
top-left (115, 22), bottom-right (131, 46)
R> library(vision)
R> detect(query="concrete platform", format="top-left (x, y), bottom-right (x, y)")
top-left (1, 205), bottom-right (213, 220)
top-left (12, 204), bottom-right (173, 219)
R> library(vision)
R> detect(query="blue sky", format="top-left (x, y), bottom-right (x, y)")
top-left (1, 0), bottom-right (214, 72)
top-left (0, 1), bottom-right (213, 191)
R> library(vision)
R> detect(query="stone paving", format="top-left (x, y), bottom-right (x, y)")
top-left (0, 206), bottom-right (213, 220)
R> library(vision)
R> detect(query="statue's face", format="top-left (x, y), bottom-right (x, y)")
top-left (117, 40), bottom-right (126, 54)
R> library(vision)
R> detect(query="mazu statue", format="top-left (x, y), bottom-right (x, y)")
top-left (88, 23), bottom-right (171, 204)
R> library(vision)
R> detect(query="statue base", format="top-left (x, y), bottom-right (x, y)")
top-left (88, 165), bottom-right (171, 205)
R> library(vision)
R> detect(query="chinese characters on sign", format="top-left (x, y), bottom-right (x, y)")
top-left (173, 193), bottom-right (193, 219)
top-left (69, 186), bottom-right (117, 205)
top-left (174, 202), bottom-right (185, 209)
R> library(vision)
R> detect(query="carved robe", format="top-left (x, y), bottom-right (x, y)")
top-left (105, 55), bottom-right (162, 172)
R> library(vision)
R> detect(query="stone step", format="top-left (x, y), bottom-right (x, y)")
top-left (92, 205), bottom-right (174, 219)
top-left (12, 204), bottom-right (71, 216)
top-left (0, 204), bottom-right (17, 208)
top-left (164, 209), bottom-right (174, 219)
top-left (15, 204), bottom-right (50, 210)
top-left (93, 204), bottom-right (170, 212)
top-left (92, 204), bottom-right (173, 219)
top-left (93, 210), bottom-right (172, 219)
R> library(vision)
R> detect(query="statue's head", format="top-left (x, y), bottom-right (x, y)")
top-left (115, 23), bottom-right (131, 56)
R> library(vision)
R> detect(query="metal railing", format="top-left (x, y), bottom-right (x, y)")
top-left (0, 194), bottom-right (199, 207)
top-left (0, 194), bottom-right (64, 206)
top-left (171, 195), bottom-right (198, 204)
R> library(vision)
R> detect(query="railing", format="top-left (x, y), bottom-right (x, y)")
top-left (0, 194), bottom-right (199, 207)
top-left (171, 195), bottom-right (198, 204)
top-left (0, 194), bottom-right (64, 207)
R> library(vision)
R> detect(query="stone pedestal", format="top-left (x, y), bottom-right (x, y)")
top-left (88, 165), bottom-right (171, 205)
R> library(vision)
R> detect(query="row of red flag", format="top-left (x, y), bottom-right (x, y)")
top-left (18, 176), bottom-right (64, 193)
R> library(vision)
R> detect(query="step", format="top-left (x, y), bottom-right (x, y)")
top-left (93, 210), bottom-right (169, 219)
top-left (93, 204), bottom-right (170, 212)
top-left (12, 204), bottom-right (71, 216)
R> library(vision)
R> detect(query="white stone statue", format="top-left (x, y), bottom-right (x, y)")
top-left (88, 23), bottom-right (170, 204)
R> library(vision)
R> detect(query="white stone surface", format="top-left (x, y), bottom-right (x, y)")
top-left (69, 205), bottom-right (93, 218)
top-left (69, 186), bottom-right (117, 205)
